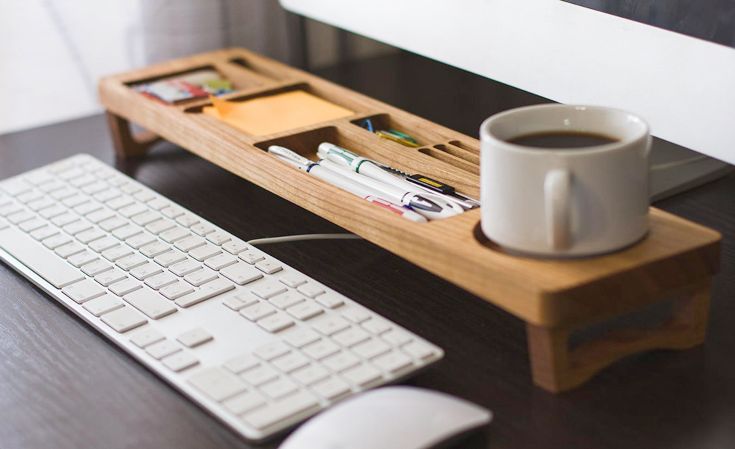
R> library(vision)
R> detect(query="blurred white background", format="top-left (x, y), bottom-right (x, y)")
top-left (0, 0), bottom-right (392, 135)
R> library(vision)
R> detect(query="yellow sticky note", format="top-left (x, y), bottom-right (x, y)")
top-left (203, 90), bottom-right (353, 136)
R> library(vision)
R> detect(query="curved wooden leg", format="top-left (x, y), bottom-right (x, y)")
top-left (106, 111), bottom-right (161, 158)
top-left (527, 278), bottom-right (711, 392)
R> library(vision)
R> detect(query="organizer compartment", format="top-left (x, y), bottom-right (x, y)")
top-left (351, 113), bottom-right (447, 147)
top-left (418, 146), bottom-right (480, 175)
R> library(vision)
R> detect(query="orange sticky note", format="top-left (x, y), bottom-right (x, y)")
top-left (203, 90), bottom-right (353, 136)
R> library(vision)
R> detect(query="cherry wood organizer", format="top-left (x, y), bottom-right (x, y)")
top-left (98, 48), bottom-right (721, 392)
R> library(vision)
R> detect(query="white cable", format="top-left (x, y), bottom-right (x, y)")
top-left (651, 155), bottom-right (708, 171)
top-left (247, 233), bottom-right (363, 246)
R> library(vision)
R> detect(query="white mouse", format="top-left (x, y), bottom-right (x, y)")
top-left (279, 386), bottom-right (492, 449)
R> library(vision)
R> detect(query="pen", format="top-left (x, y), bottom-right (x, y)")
top-left (318, 159), bottom-right (456, 220)
top-left (317, 143), bottom-right (464, 216)
top-left (267, 146), bottom-right (427, 223)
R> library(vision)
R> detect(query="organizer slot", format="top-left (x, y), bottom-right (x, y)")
top-left (448, 140), bottom-right (480, 156)
top-left (254, 126), bottom-right (381, 162)
top-left (418, 147), bottom-right (480, 175)
top-left (126, 64), bottom-right (268, 104)
top-left (229, 57), bottom-right (287, 81)
top-left (434, 143), bottom-right (480, 165)
top-left (351, 113), bottom-right (449, 147)
top-left (182, 82), bottom-right (308, 113)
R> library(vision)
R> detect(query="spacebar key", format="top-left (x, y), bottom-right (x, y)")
top-left (0, 228), bottom-right (84, 288)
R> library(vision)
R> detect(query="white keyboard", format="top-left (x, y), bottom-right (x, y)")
top-left (0, 154), bottom-right (443, 441)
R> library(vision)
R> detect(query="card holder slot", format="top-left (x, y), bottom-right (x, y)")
top-left (228, 56), bottom-right (289, 81)
top-left (447, 140), bottom-right (480, 157)
top-left (418, 147), bottom-right (480, 175)
top-left (434, 143), bottom-right (480, 165)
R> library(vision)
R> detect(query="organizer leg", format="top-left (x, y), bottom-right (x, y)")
top-left (527, 278), bottom-right (711, 393)
top-left (106, 111), bottom-right (161, 158)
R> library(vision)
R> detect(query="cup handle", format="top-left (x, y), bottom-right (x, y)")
top-left (544, 169), bottom-right (572, 250)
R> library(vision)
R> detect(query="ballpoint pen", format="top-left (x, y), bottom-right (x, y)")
top-left (267, 146), bottom-right (427, 223)
top-left (317, 142), bottom-right (465, 215)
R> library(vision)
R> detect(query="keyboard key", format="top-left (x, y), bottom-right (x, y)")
top-left (160, 281), bottom-right (195, 300)
top-left (190, 223), bottom-right (215, 236)
top-left (175, 235), bottom-right (206, 252)
top-left (132, 211), bottom-right (161, 226)
top-left (240, 302), bottom-right (277, 321)
top-left (382, 329), bottom-right (413, 346)
top-left (119, 203), bottom-right (147, 218)
top-left (270, 292), bottom-right (305, 310)
top-left (220, 262), bottom-right (263, 285)
top-left (311, 376), bottom-right (351, 400)
top-left (223, 293), bottom-right (258, 310)
top-left (284, 328), bottom-right (320, 348)
top-left (87, 209), bottom-right (116, 224)
top-left (140, 241), bottom-right (170, 258)
top-left (169, 259), bottom-right (202, 277)
top-left (312, 316), bottom-right (350, 336)
top-left (302, 339), bottom-right (340, 360)
top-left (99, 216), bottom-right (128, 232)
top-left (403, 341), bottom-right (436, 361)
top-left (62, 279), bottom-right (106, 304)
top-left (162, 351), bottom-right (199, 372)
top-left (95, 268), bottom-right (127, 287)
top-left (184, 268), bottom-right (218, 287)
top-left (42, 234), bottom-right (72, 250)
top-left (255, 260), bottom-right (282, 275)
top-left (206, 231), bottom-right (231, 245)
top-left (129, 327), bottom-right (165, 348)
top-left (241, 364), bottom-right (278, 386)
top-left (160, 205), bottom-right (185, 219)
top-left (204, 253), bottom-right (238, 270)
top-left (145, 272), bottom-right (177, 290)
top-left (362, 318), bottom-right (392, 335)
top-left (342, 364), bottom-right (382, 387)
top-left (145, 219), bottom-right (176, 235)
top-left (291, 364), bottom-right (329, 386)
top-left (146, 198), bottom-right (169, 210)
top-left (102, 245), bottom-right (133, 262)
top-left (50, 213), bottom-right (80, 228)
top-left (130, 262), bottom-right (163, 280)
top-left (126, 232), bottom-right (156, 249)
top-left (373, 351), bottom-right (413, 374)
top-left (224, 355), bottom-right (260, 374)
top-left (160, 226), bottom-right (189, 243)
top-left (342, 308), bottom-right (371, 324)
top-left (254, 342), bottom-right (290, 361)
top-left (76, 228), bottom-right (106, 244)
top-left (0, 228), bottom-right (84, 288)
top-left (279, 272), bottom-right (307, 288)
top-left (146, 340), bottom-right (181, 360)
top-left (68, 250), bottom-right (98, 268)
top-left (154, 250), bottom-right (187, 267)
top-left (30, 226), bottom-right (59, 241)
top-left (175, 278), bottom-right (234, 308)
top-left (189, 367), bottom-right (247, 402)
top-left (222, 239), bottom-right (249, 255)
top-left (243, 391), bottom-right (319, 431)
top-left (251, 281), bottom-right (287, 300)
top-left (177, 328), bottom-right (213, 348)
top-left (124, 289), bottom-right (177, 319)
top-left (63, 220), bottom-right (93, 236)
top-left (352, 338), bottom-right (391, 359)
top-left (81, 259), bottom-right (112, 276)
top-left (297, 283), bottom-right (325, 298)
top-left (7, 210), bottom-right (35, 225)
top-left (109, 278), bottom-right (143, 296)
top-left (322, 351), bottom-right (360, 372)
top-left (89, 237), bottom-right (119, 252)
top-left (83, 293), bottom-right (124, 317)
top-left (272, 352), bottom-right (309, 373)
top-left (116, 253), bottom-right (147, 271)
top-left (101, 306), bottom-right (147, 333)
top-left (55, 242), bottom-right (85, 259)
top-left (239, 250), bottom-right (265, 265)
top-left (287, 302), bottom-right (323, 321)
top-left (258, 313), bottom-right (294, 333)
top-left (260, 377), bottom-right (298, 399)
top-left (315, 293), bottom-right (344, 309)
top-left (332, 327), bottom-right (370, 347)
top-left (175, 214), bottom-right (199, 228)
top-left (223, 391), bottom-right (266, 415)
top-left (112, 224), bottom-right (142, 240)
top-left (106, 196), bottom-right (135, 210)
top-left (190, 243), bottom-right (221, 261)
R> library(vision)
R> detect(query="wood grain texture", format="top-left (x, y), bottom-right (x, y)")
top-left (98, 47), bottom-right (721, 330)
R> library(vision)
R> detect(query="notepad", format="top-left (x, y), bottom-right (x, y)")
top-left (202, 90), bottom-right (353, 136)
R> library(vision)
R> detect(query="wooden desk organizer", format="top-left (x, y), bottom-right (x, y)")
top-left (99, 48), bottom-right (721, 392)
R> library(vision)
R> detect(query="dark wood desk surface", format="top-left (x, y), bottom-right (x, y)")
top-left (1, 53), bottom-right (733, 449)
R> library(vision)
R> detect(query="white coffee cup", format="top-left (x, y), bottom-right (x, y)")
top-left (480, 104), bottom-right (651, 257)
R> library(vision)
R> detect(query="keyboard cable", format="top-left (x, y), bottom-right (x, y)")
top-left (247, 233), bottom-right (362, 246)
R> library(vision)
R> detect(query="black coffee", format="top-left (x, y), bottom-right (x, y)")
top-left (508, 131), bottom-right (618, 149)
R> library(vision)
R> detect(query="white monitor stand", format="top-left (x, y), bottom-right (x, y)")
top-left (281, 0), bottom-right (734, 200)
